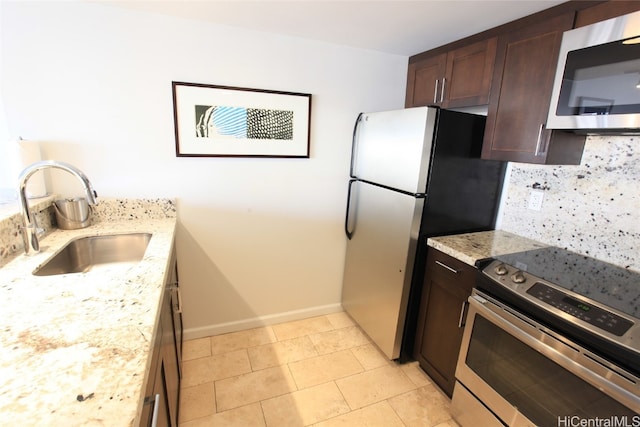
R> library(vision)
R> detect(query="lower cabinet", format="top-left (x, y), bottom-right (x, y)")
top-left (141, 245), bottom-right (183, 427)
top-left (414, 247), bottom-right (475, 397)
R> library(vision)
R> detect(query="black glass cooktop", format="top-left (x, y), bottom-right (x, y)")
top-left (491, 247), bottom-right (640, 320)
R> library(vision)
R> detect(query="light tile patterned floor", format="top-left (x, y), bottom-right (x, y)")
top-left (179, 312), bottom-right (460, 427)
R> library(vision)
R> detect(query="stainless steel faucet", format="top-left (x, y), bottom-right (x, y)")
top-left (18, 160), bottom-right (98, 254)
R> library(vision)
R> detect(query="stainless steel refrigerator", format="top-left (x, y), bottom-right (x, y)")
top-left (342, 106), bottom-right (506, 361)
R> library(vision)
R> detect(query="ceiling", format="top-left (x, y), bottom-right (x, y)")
top-left (98, 0), bottom-right (566, 56)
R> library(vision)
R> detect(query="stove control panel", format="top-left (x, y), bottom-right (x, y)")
top-left (526, 282), bottom-right (633, 336)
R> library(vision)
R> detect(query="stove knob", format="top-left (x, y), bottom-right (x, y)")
top-left (511, 271), bottom-right (526, 284)
top-left (494, 263), bottom-right (508, 275)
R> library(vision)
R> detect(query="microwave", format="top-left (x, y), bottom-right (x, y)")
top-left (547, 10), bottom-right (640, 133)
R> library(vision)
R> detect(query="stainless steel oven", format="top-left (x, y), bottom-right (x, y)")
top-left (452, 247), bottom-right (640, 426)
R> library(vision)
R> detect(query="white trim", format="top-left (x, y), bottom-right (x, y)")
top-left (182, 303), bottom-right (344, 341)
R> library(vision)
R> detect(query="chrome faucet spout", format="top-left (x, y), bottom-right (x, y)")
top-left (18, 160), bottom-right (98, 255)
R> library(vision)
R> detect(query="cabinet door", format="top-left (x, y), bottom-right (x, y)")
top-left (168, 249), bottom-right (183, 379)
top-left (482, 13), bottom-right (577, 164)
top-left (414, 248), bottom-right (475, 397)
top-left (152, 361), bottom-right (171, 427)
top-left (444, 37), bottom-right (497, 108)
top-left (162, 283), bottom-right (180, 427)
top-left (406, 53), bottom-right (447, 107)
top-left (141, 303), bottom-right (163, 427)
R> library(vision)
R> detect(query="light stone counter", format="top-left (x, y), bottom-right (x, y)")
top-left (427, 230), bottom-right (548, 266)
top-left (0, 199), bottom-right (177, 426)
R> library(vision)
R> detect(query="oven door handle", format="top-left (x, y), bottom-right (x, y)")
top-left (465, 293), bottom-right (640, 411)
top-left (468, 294), bottom-right (567, 356)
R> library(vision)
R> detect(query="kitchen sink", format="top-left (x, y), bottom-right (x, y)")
top-left (33, 233), bottom-right (152, 276)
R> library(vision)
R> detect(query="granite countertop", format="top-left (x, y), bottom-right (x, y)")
top-left (427, 230), bottom-right (548, 266)
top-left (0, 201), bottom-right (177, 426)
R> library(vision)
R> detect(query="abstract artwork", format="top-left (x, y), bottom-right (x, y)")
top-left (173, 82), bottom-right (311, 157)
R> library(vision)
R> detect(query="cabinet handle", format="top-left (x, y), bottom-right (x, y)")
top-left (172, 287), bottom-right (183, 314)
top-left (433, 79), bottom-right (439, 104)
top-left (151, 393), bottom-right (160, 427)
top-left (534, 123), bottom-right (548, 156)
top-left (458, 300), bottom-right (468, 328)
top-left (435, 260), bottom-right (459, 274)
top-left (440, 78), bottom-right (446, 103)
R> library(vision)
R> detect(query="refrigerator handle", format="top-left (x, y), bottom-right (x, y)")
top-left (345, 179), bottom-right (357, 240)
top-left (349, 113), bottom-right (364, 178)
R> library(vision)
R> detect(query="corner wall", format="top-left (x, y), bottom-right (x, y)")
top-left (1, 1), bottom-right (408, 338)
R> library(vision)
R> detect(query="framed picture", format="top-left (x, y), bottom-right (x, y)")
top-left (172, 81), bottom-right (312, 158)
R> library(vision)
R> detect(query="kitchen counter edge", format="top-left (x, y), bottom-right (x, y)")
top-left (427, 230), bottom-right (548, 267)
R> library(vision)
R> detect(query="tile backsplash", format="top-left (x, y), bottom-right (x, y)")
top-left (499, 135), bottom-right (639, 271)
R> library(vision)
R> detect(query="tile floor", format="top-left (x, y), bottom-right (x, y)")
top-left (179, 312), bottom-right (460, 427)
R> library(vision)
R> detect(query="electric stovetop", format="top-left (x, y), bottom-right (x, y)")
top-left (488, 246), bottom-right (640, 320)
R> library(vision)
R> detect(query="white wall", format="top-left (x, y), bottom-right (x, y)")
top-left (1, 1), bottom-right (408, 338)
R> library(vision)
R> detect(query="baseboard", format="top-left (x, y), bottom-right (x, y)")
top-left (183, 303), bottom-right (345, 341)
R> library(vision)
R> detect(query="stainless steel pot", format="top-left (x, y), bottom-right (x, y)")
top-left (54, 197), bottom-right (92, 230)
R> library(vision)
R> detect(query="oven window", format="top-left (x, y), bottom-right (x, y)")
top-left (465, 315), bottom-right (636, 425)
top-left (556, 40), bottom-right (640, 116)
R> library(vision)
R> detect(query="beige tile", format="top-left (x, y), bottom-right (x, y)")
top-left (335, 365), bottom-right (416, 409)
top-left (248, 336), bottom-right (318, 371)
top-left (350, 344), bottom-right (390, 370)
top-left (183, 337), bottom-right (212, 361)
top-left (210, 349), bottom-right (252, 380)
top-left (288, 349), bottom-right (364, 389)
top-left (401, 361), bottom-right (434, 387)
top-left (325, 312), bottom-right (355, 329)
top-left (261, 382), bottom-right (350, 427)
top-left (179, 382), bottom-right (216, 423)
top-left (181, 349), bottom-right (252, 387)
top-left (434, 420), bottom-right (460, 427)
top-left (272, 316), bottom-right (334, 341)
top-left (215, 366), bottom-right (297, 411)
top-left (182, 357), bottom-right (217, 388)
top-left (180, 402), bottom-right (266, 427)
top-left (313, 401), bottom-right (405, 427)
top-left (210, 327), bottom-right (277, 355)
top-left (309, 326), bottom-right (370, 355)
top-left (388, 385), bottom-right (453, 427)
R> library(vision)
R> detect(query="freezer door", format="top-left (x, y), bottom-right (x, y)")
top-left (351, 107), bottom-right (437, 194)
top-left (342, 181), bottom-right (424, 359)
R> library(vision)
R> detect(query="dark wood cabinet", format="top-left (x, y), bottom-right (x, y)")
top-left (141, 245), bottom-right (182, 427)
top-left (481, 12), bottom-right (586, 165)
top-left (414, 247), bottom-right (475, 397)
top-left (575, 0), bottom-right (640, 27)
top-left (406, 38), bottom-right (497, 109)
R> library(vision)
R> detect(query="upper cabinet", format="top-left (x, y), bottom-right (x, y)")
top-left (481, 13), bottom-right (585, 164)
top-left (406, 38), bottom-right (497, 109)
top-left (405, 1), bottom-right (640, 165)
top-left (575, 0), bottom-right (640, 27)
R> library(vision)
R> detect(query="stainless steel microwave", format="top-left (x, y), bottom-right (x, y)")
top-left (547, 11), bottom-right (640, 133)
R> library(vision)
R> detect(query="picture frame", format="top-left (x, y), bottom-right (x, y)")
top-left (172, 81), bottom-right (312, 158)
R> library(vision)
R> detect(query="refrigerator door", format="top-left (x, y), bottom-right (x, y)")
top-left (342, 180), bottom-right (424, 359)
top-left (351, 107), bottom-right (437, 194)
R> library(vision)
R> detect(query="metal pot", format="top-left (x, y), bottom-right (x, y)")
top-left (54, 197), bottom-right (92, 230)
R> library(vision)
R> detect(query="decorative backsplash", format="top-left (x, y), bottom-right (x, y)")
top-left (0, 198), bottom-right (176, 262)
top-left (499, 135), bottom-right (639, 272)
